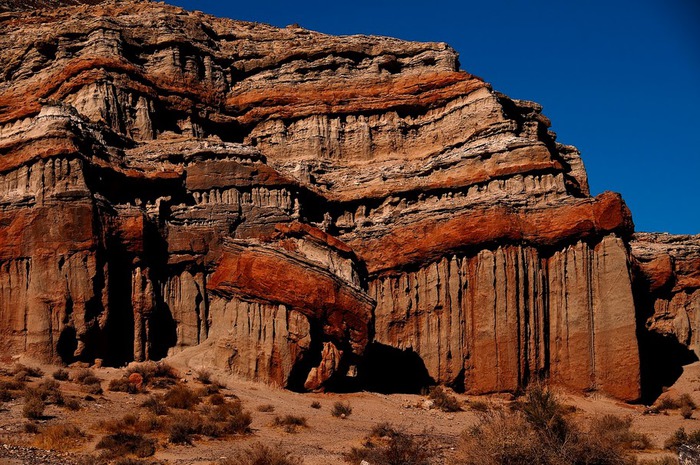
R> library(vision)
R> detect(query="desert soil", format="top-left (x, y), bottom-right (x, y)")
top-left (2, 356), bottom-right (698, 465)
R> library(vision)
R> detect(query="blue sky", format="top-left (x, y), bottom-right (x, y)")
top-left (170, 0), bottom-right (699, 234)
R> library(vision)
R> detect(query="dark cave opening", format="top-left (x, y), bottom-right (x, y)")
top-left (102, 256), bottom-right (135, 367)
top-left (286, 322), bottom-right (325, 393)
top-left (634, 277), bottom-right (699, 404)
top-left (357, 343), bottom-right (434, 394)
top-left (147, 303), bottom-right (178, 361)
top-left (638, 329), bottom-right (698, 404)
top-left (56, 326), bottom-right (78, 364)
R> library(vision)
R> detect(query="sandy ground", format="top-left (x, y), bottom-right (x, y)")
top-left (2, 355), bottom-right (699, 464)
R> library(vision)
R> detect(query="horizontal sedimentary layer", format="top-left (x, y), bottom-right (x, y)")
top-left (349, 191), bottom-right (633, 275)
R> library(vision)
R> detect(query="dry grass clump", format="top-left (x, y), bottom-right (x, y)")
top-left (310, 401), bottom-right (321, 409)
top-left (126, 361), bottom-right (178, 388)
top-left (452, 384), bottom-right (648, 465)
top-left (164, 384), bottom-right (201, 409)
top-left (664, 427), bottom-right (700, 452)
top-left (331, 401), bottom-right (352, 418)
top-left (467, 400), bottom-right (490, 412)
top-left (273, 415), bottom-right (308, 433)
top-left (656, 393), bottom-right (697, 413)
top-left (12, 364), bottom-right (43, 381)
top-left (257, 404), bottom-right (275, 412)
top-left (141, 394), bottom-right (169, 415)
top-left (23, 397), bottom-right (45, 419)
top-left (0, 378), bottom-right (26, 401)
top-left (428, 386), bottom-right (461, 412)
top-left (95, 432), bottom-right (156, 459)
top-left (73, 368), bottom-right (102, 394)
top-left (108, 377), bottom-right (140, 394)
top-left (636, 458), bottom-right (677, 465)
top-left (34, 423), bottom-right (87, 450)
top-left (35, 378), bottom-right (64, 405)
top-left (52, 368), bottom-right (69, 381)
top-left (195, 368), bottom-right (212, 385)
top-left (168, 412), bottom-right (204, 444)
top-left (218, 443), bottom-right (302, 465)
top-left (345, 423), bottom-right (434, 465)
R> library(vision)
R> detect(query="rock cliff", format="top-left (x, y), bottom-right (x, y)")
top-left (0, 0), bottom-right (695, 400)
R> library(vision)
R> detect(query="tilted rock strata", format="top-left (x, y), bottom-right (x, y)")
top-left (0, 0), bottom-right (692, 399)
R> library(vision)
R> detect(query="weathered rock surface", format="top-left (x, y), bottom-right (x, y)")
top-left (0, 0), bottom-right (694, 399)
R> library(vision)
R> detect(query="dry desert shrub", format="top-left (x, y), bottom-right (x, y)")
top-left (452, 384), bottom-right (645, 465)
top-left (22, 393), bottom-right (45, 419)
top-left (310, 400), bottom-right (321, 409)
top-left (428, 386), bottom-right (461, 412)
top-left (195, 368), bottom-right (212, 385)
top-left (12, 364), bottom-right (43, 381)
top-left (95, 432), bottom-right (156, 459)
top-left (331, 401), bottom-right (352, 418)
top-left (256, 403), bottom-right (275, 412)
top-left (637, 458), bottom-right (677, 465)
top-left (164, 384), bottom-right (201, 409)
top-left (0, 378), bottom-right (26, 401)
top-left (273, 414), bottom-right (308, 433)
top-left (126, 361), bottom-right (178, 388)
top-left (345, 423), bottom-right (434, 465)
top-left (218, 442), bottom-right (303, 465)
top-left (108, 377), bottom-right (140, 394)
top-left (52, 368), bottom-right (69, 381)
top-left (34, 423), bottom-right (87, 450)
top-left (142, 394), bottom-right (169, 415)
top-left (665, 427), bottom-right (700, 452)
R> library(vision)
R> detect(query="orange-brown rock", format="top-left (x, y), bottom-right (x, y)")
top-left (0, 0), bottom-right (693, 398)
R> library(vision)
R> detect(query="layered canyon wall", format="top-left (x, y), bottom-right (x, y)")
top-left (0, 0), bottom-right (697, 400)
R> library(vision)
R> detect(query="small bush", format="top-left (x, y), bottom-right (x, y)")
top-left (370, 422), bottom-right (399, 438)
top-left (73, 368), bottom-right (97, 384)
top-left (164, 384), bottom-right (200, 409)
top-left (52, 369), bottom-right (69, 381)
top-left (195, 369), bottom-right (212, 385)
top-left (35, 379), bottom-right (64, 405)
top-left (468, 400), bottom-right (490, 412)
top-left (0, 379), bottom-right (25, 402)
top-left (680, 393), bottom-right (697, 410)
top-left (331, 401), bottom-right (352, 418)
top-left (428, 386), bottom-right (461, 412)
top-left (590, 414), bottom-right (651, 450)
top-left (96, 432), bottom-right (156, 458)
top-left (273, 415), bottom-right (308, 433)
top-left (64, 398), bottom-right (81, 411)
top-left (127, 361), bottom-right (178, 386)
top-left (24, 422), bottom-right (39, 434)
top-left (209, 393), bottom-right (225, 405)
top-left (226, 407), bottom-right (253, 434)
top-left (346, 428), bottom-right (433, 465)
top-left (219, 443), bottom-right (302, 465)
top-left (167, 412), bottom-right (203, 444)
top-left (34, 423), bottom-right (86, 450)
top-left (141, 394), bottom-right (169, 416)
top-left (310, 401), bottom-right (321, 409)
top-left (23, 395), bottom-right (45, 419)
top-left (257, 404), bottom-right (275, 412)
top-left (682, 404), bottom-right (694, 419)
top-left (12, 364), bottom-right (43, 381)
top-left (81, 381), bottom-right (103, 395)
top-left (109, 377), bottom-right (139, 394)
top-left (665, 427), bottom-right (700, 452)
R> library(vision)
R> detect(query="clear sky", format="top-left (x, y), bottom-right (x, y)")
top-left (169, 0), bottom-right (699, 234)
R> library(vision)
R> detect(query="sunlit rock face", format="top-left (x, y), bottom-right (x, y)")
top-left (0, 0), bottom-right (694, 400)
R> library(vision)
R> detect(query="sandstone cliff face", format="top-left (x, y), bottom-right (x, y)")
top-left (0, 0), bottom-right (693, 400)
